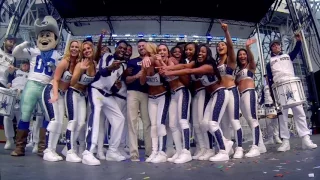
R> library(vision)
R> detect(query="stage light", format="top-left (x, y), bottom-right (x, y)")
top-left (138, 34), bottom-right (144, 37)
top-left (125, 34), bottom-right (130, 37)
top-left (112, 34), bottom-right (117, 37)
top-left (176, 38), bottom-right (179, 41)
top-left (193, 35), bottom-right (199, 38)
top-left (149, 37), bottom-right (153, 41)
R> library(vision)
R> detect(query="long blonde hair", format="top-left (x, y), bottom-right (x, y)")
top-left (63, 40), bottom-right (82, 62)
top-left (145, 42), bottom-right (157, 56)
top-left (80, 41), bottom-right (96, 61)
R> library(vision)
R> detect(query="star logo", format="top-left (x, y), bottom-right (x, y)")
top-left (88, 126), bottom-right (92, 131)
top-left (0, 96), bottom-right (9, 112)
top-left (281, 86), bottom-right (296, 102)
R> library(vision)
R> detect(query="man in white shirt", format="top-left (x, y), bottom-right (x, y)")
top-left (266, 33), bottom-right (317, 152)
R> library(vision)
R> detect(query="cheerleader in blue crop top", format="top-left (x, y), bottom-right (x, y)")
top-left (65, 41), bottom-right (96, 163)
top-left (159, 44), bottom-right (233, 162)
top-left (42, 40), bottom-right (81, 162)
top-left (235, 39), bottom-right (266, 158)
top-left (140, 43), bottom-right (170, 163)
top-left (214, 21), bottom-right (244, 159)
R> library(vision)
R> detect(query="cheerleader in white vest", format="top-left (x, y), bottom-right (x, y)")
top-left (215, 21), bottom-right (244, 159)
top-left (235, 39), bottom-right (266, 158)
top-left (140, 42), bottom-right (170, 163)
top-left (266, 34), bottom-right (317, 152)
top-left (66, 41), bottom-right (96, 163)
top-left (159, 44), bottom-right (234, 161)
top-left (183, 43), bottom-right (212, 160)
top-left (43, 40), bottom-right (81, 162)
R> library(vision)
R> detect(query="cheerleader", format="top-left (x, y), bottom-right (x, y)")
top-left (159, 44), bottom-right (233, 162)
top-left (140, 43), bottom-right (170, 163)
top-left (184, 42), bottom-right (211, 160)
top-left (66, 41), bottom-right (96, 163)
top-left (42, 40), bottom-right (81, 162)
top-left (235, 39), bottom-right (266, 157)
top-left (215, 21), bottom-right (244, 159)
top-left (154, 44), bottom-right (193, 164)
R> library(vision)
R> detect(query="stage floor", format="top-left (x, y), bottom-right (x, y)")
top-left (1, 135), bottom-right (320, 180)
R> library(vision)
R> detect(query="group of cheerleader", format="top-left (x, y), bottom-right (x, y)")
top-left (6, 21), bottom-right (267, 165)
top-left (139, 21), bottom-right (266, 163)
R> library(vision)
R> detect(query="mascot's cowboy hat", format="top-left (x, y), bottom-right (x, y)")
top-left (34, 16), bottom-right (59, 39)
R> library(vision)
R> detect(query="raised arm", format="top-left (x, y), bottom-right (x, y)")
top-left (220, 20), bottom-right (236, 68)
top-left (289, 34), bottom-right (302, 60)
top-left (94, 30), bottom-right (108, 63)
top-left (246, 38), bottom-right (257, 71)
top-left (162, 64), bottom-right (213, 76)
top-left (12, 41), bottom-right (32, 59)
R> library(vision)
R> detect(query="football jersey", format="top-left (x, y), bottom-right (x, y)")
top-left (11, 69), bottom-right (29, 90)
top-left (0, 48), bottom-right (15, 86)
top-left (12, 41), bottom-right (61, 84)
top-left (91, 53), bottom-right (126, 94)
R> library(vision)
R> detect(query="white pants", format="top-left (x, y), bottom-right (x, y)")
top-left (87, 87), bottom-right (124, 152)
top-left (169, 87), bottom-right (191, 151)
top-left (240, 89), bottom-right (262, 146)
top-left (203, 88), bottom-right (229, 150)
top-left (42, 84), bottom-right (65, 150)
top-left (278, 105), bottom-right (310, 139)
top-left (65, 87), bottom-right (87, 151)
top-left (115, 96), bottom-right (129, 149)
top-left (220, 86), bottom-right (243, 147)
top-left (192, 88), bottom-right (206, 149)
top-left (265, 118), bottom-right (280, 140)
top-left (148, 92), bottom-right (170, 152)
top-left (97, 112), bottom-right (107, 153)
top-left (98, 96), bottom-right (128, 150)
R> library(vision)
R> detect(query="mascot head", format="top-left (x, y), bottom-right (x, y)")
top-left (34, 16), bottom-right (59, 51)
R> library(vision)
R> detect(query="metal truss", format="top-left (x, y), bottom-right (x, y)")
top-left (285, 0), bottom-right (320, 128)
top-left (0, 0), bottom-right (39, 43)
top-left (65, 16), bottom-right (256, 36)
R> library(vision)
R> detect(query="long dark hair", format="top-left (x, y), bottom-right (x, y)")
top-left (215, 41), bottom-right (228, 64)
top-left (236, 48), bottom-right (249, 69)
top-left (235, 48), bottom-right (249, 74)
top-left (182, 42), bottom-right (198, 63)
top-left (170, 46), bottom-right (184, 63)
top-left (196, 44), bottom-right (221, 82)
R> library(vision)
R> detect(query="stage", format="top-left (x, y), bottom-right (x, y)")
top-left (1, 135), bottom-right (319, 180)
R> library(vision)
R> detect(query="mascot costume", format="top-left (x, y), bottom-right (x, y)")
top-left (11, 16), bottom-right (61, 156)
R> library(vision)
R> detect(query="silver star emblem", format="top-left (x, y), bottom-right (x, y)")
top-left (88, 126), bottom-right (92, 131)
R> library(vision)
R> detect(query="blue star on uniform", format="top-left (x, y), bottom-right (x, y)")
top-left (0, 97), bottom-right (8, 112)
top-left (281, 86), bottom-right (296, 102)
